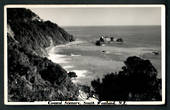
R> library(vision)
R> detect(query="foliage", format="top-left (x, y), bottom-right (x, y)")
top-left (7, 8), bottom-right (74, 56)
top-left (7, 8), bottom-right (78, 101)
top-left (91, 56), bottom-right (161, 101)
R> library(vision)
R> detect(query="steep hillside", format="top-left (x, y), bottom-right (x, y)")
top-left (7, 8), bottom-right (78, 102)
top-left (7, 8), bottom-right (75, 56)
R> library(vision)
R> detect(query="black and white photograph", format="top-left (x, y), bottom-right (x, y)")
top-left (4, 5), bottom-right (165, 105)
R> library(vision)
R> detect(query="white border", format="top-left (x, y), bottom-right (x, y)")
top-left (4, 4), bottom-right (166, 105)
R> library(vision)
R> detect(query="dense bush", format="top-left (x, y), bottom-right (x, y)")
top-left (7, 8), bottom-right (38, 22)
top-left (91, 56), bottom-right (161, 101)
top-left (7, 8), bottom-right (74, 56)
top-left (7, 8), bottom-right (78, 101)
top-left (8, 36), bottom-right (79, 101)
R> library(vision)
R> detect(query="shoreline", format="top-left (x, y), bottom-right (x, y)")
top-left (46, 39), bottom-right (161, 101)
top-left (47, 40), bottom-right (99, 101)
top-left (47, 40), bottom-right (90, 82)
top-left (47, 39), bottom-right (161, 82)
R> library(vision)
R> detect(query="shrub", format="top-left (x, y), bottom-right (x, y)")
top-left (91, 56), bottom-right (161, 101)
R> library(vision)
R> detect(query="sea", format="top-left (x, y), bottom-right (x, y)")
top-left (64, 26), bottom-right (161, 48)
top-left (48, 26), bottom-right (162, 86)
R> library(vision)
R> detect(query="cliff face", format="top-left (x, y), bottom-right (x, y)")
top-left (7, 8), bottom-right (75, 56)
top-left (7, 8), bottom-right (78, 102)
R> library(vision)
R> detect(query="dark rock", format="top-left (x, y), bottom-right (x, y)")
top-left (96, 40), bottom-right (105, 46)
top-left (152, 51), bottom-right (159, 55)
top-left (96, 36), bottom-right (123, 46)
top-left (96, 40), bottom-right (101, 46)
top-left (68, 72), bottom-right (77, 78)
top-left (110, 37), bottom-right (114, 41)
top-left (99, 37), bottom-right (105, 42)
top-left (116, 38), bottom-right (123, 42)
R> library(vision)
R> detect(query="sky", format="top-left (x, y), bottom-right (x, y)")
top-left (30, 7), bottom-right (161, 26)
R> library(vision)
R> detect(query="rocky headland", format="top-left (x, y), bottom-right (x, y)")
top-left (7, 8), bottom-right (78, 101)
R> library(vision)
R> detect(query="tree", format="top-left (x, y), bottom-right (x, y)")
top-left (91, 56), bottom-right (161, 101)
